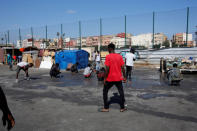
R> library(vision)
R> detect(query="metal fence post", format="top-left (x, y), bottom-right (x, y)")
top-left (125, 15), bottom-right (127, 48)
top-left (5, 34), bottom-right (7, 46)
top-left (99, 18), bottom-right (102, 51)
top-left (19, 28), bottom-right (22, 48)
top-left (46, 25), bottom-right (48, 48)
top-left (61, 24), bottom-right (63, 48)
top-left (79, 21), bottom-right (82, 50)
top-left (31, 27), bottom-right (34, 47)
top-left (61, 24), bottom-right (63, 38)
top-left (7, 30), bottom-right (10, 44)
top-left (186, 7), bottom-right (189, 46)
top-left (152, 11), bottom-right (155, 49)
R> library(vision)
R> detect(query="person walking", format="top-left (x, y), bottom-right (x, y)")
top-left (92, 50), bottom-right (96, 70)
top-left (101, 43), bottom-right (127, 112)
top-left (7, 54), bottom-right (13, 71)
top-left (95, 51), bottom-right (101, 72)
top-left (18, 55), bottom-right (22, 63)
top-left (125, 48), bottom-right (136, 80)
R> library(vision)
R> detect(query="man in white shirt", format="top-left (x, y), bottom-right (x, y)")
top-left (16, 62), bottom-right (34, 83)
top-left (92, 51), bottom-right (96, 62)
top-left (83, 64), bottom-right (92, 78)
top-left (95, 51), bottom-right (101, 72)
top-left (125, 48), bottom-right (136, 80)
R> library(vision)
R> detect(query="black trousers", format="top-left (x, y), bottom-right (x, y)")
top-left (126, 66), bottom-right (132, 79)
top-left (0, 86), bottom-right (11, 117)
top-left (16, 66), bottom-right (28, 79)
top-left (103, 81), bottom-right (125, 109)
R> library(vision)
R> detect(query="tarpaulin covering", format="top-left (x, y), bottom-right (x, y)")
top-left (55, 50), bottom-right (89, 70)
top-left (39, 56), bottom-right (53, 69)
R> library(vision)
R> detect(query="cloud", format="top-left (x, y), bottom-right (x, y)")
top-left (66, 10), bottom-right (76, 14)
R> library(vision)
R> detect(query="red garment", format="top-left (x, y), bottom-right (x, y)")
top-left (13, 56), bottom-right (16, 60)
top-left (105, 53), bottom-right (124, 82)
top-left (84, 74), bottom-right (91, 78)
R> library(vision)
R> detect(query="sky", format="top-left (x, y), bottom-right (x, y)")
top-left (0, 0), bottom-right (197, 42)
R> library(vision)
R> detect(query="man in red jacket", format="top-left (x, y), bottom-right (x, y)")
top-left (101, 43), bottom-right (127, 112)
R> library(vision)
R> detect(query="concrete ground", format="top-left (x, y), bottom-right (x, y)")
top-left (0, 65), bottom-right (197, 131)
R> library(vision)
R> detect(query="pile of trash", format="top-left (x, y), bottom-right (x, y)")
top-left (165, 57), bottom-right (197, 70)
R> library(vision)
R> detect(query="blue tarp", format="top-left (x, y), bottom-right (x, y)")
top-left (55, 50), bottom-right (89, 70)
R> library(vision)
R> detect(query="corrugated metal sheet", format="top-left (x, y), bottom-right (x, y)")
top-left (0, 48), bottom-right (4, 63)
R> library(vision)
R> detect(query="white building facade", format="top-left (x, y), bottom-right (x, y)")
top-left (183, 33), bottom-right (193, 41)
top-left (110, 37), bottom-right (130, 48)
top-left (131, 33), bottom-right (153, 48)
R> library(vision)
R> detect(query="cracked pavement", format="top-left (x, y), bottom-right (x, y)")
top-left (0, 65), bottom-right (197, 131)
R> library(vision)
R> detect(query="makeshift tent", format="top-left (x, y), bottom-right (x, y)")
top-left (39, 49), bottom-right (56, 69)
top-left (22, 51), bottom-right (39, 64)
top-left (39, 56), bottom-right (53, 69)
top-left (55, 50), bottom-right (89, 70)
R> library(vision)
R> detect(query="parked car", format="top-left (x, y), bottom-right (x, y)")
top-left (119, 50), bottom-right (140, 59)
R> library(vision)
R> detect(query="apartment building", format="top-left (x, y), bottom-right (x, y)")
top-left (131, 33), bottom-right (153, 48)
top-left (22, 39), bottom-right (33, 48)
top-left (86, 36), bottom-right (99, 46)
top-left (131, 33), bottom-right (168, 48)
top-left (102, 35), bottom-right (114, 46)
top-left (77, 37), bottom-right (87, 46)
top-left (110, 37), bottom-right (131, 48)
top-left (173, 33), bottom-right (193, 46)
top-left (154, 33), bottom-right (168, 45)
top-left (86, 35), bottom-right (113, 46)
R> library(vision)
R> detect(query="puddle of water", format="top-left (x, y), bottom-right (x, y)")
top-left (28, 85), bottom-right (48, 89)
top-left (137, 93), bottom-right (174, 100)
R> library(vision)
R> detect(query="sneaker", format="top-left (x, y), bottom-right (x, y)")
top-left (120, 108), bottom-right (127, 112)
top-left (15, 79), bottom-right (18, 83)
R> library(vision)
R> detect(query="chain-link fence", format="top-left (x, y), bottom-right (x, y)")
top-left (0, 7), bottom-right (197, 51)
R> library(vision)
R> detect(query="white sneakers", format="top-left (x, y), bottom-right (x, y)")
top-left (15, 77), bottom-right (31, 83)
top-left (24, 77), bottom-right (30, 81)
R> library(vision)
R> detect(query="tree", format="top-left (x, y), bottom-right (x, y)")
top-left (172, 42), bottom-right (178, 48)
top-left (162, 40), bottom-right (170, 48)
top-left (153, 44), bottom-right (160, 49)
top-left (179, 43), bottom-right (187, 47)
